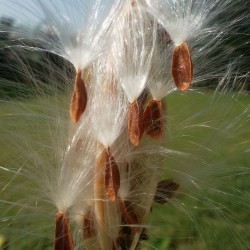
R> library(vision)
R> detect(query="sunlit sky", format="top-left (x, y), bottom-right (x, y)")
top-left (0, 0), bottom-right (111, 29)
top-left (0, 0), bottom-right (43, 27)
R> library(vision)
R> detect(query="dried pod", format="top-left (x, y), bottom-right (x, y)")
top-left (83, 211), bottom-right (93, 239)
top-left (120, 200), bottom-right (139, 233)
top-left (143, 99), bottom-right (163, 139)
top-left (104, 148), bottom-right (120, 201)
top-left (54, 211), bottom-right (73, 250)
top-left (70, 69), bottom-right (88, 122)
top-left (154, 179), bottom-right (180, 204)
top-left (128, 100), bottom-right (144, 146)
top-left (172, 43), bottom-right (193, 91)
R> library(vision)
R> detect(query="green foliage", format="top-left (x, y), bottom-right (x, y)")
top-left (1, 92), bottom-right (249, 249)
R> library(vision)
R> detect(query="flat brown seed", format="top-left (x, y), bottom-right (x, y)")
top-left (54, 211), bottom-right (74, 250)
top-left (143, 99), bottom-right (163, 139)
top-left (83, 211), bottom-right (92, 239)
top-left (70, 69), bottom-right (88, 122)
top-left (172, 43), bottom-right (193, 91)
top-left (128, 100), bottom-right (144, 146)
top-left (104, 149), bottom-right (120, 201)
top-left (154, 179), bottom-right (180, 204)
top-left (120, 201), bottom-right (139, 233)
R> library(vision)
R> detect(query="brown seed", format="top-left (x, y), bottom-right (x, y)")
top-left (172, 43), bottom-right (193, 91)
top-left (70, 69), bottom-right (88, 122)
top-left (104, 148), bottom-right (120, 201)
top-left (154, 179), bottom-right (180, 204)
top-left (128, 100), bottom-right (144, 146)
top-left (143, 99), bottom-right (163, 139)
top-left (120, 200), bottom-right (139, 233)
top-left (54, 211), bottom-right (74, 250)
top-left (83, 211), bottom-right (92, 239)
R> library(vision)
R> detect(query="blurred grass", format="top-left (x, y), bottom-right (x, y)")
top-left (143, 91), bottom-right (250, 250)
top-left (0, 91), bottom-right (250, 249)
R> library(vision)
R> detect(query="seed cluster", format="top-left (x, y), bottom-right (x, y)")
top-left (55, 7), bottom-right (191, 250)
top-left (57, 18), bottom-right (188, 250)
